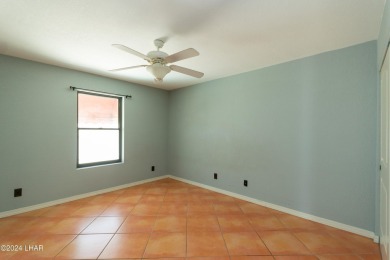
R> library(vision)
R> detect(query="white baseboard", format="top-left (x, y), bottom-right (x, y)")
top-left (168, 175), bottom-right (379, 242)
top-left (0, 175), bottom-right (169, 219)
top-left (0, 174), bottom-right (379, 243)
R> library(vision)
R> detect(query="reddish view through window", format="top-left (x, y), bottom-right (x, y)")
top-left (78, 93), bottom-right (120, 165)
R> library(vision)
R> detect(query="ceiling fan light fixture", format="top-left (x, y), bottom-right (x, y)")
top-left (146, 63), bottom-right (171, 82)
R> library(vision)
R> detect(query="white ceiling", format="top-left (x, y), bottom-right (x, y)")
top-left (0, 0), bottom-right (385, 90)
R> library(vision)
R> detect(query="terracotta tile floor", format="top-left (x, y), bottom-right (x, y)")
top-left (0, 178), bottom-right (381, 259)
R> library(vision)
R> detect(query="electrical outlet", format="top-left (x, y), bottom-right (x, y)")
top-left (244, 180), bottom-right (248, 187)
top-left (151, 166), bottom-right (155, 171)
top-left (214, 173), bottom-right (218, 179)
top-left (14, 188), bottom-right (22, 197)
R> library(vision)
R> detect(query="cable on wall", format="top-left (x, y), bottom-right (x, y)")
top-left (69, 86), bottom-right (132, 99)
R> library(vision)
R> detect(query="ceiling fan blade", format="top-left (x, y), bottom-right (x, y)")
top-left (165, 48), bottom-right (199, 64)
top-left (170, 65), bottom-right (204, 78)
top-left (109, 65), bottom-right (147, 72)
top-left (112, 44), bottom-right (150, 61)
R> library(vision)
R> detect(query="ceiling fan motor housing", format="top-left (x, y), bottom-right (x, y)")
top-left (147, 51), bottom-right (168, 64)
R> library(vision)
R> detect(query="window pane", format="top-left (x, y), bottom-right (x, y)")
top-left (78, 130), bottom-right (119, 164)
top-left (78, 93), bottom-right (119, 128)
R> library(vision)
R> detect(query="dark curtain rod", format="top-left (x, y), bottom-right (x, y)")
top-left (69, 86), bottom-right (132, 99)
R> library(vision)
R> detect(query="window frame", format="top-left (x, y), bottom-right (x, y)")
top-left (77, 91), bottom-right (123, 169)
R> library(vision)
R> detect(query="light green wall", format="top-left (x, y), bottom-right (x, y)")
top-left (168, 41), bottom-right (378, 232)
top-left (0, 55), bottom-right (169, 212)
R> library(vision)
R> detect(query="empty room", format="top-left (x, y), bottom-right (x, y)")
top-left (0, 0), bottom-right (389, 259)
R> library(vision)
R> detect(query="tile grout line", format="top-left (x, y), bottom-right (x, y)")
top-left (95, 233), bottom-right (115, 260)
top-left (93, 212), bottom-right (127, 259)
top-left (214, 200), bottom-right (231, 259)
top-left (186, 196), bottom-right (188, 259)
top-left (141, 186), bottom-right (166, 259)
top-left (51, 211), bottom-right (99, 259)
top-left (53, 231), bottom-right (80, 259)
top-left (289, 229), bottom-right (322, 257)
top-left (242, 203), bottom-right (275, 257)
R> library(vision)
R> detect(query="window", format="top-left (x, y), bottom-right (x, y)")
top-left (77, 92), bottom-right (122, 168)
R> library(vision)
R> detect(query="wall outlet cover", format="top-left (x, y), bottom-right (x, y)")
top-left (14, 188), bottom-right (22, 197)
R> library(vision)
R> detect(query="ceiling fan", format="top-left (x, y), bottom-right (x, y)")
top-left (110, 39), bottom-right (204, 83)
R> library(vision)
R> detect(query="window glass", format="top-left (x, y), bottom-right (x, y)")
top-left (77, 92), bottom-right (122, 168)
top-left (78, 94), bottom-right (119, 128)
